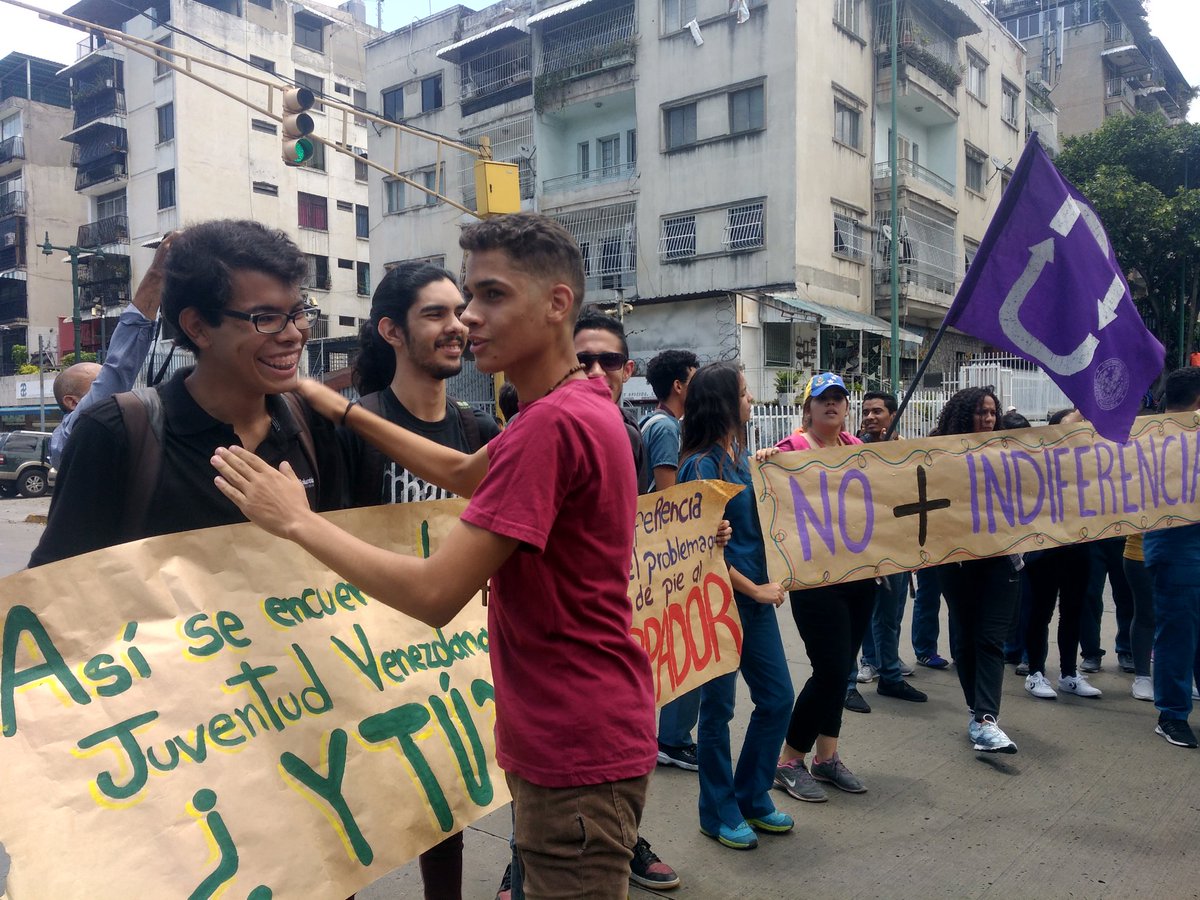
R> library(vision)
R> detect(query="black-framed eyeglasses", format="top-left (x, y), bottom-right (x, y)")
top-left (221, 306), bottom-right (320, 335)
top-left (577, 351), bottom-right (628, 372)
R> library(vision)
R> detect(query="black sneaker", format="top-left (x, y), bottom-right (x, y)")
top-left (878, 679), bottom-right (928, 702)
top-left (1156, 718), bottom-right (1198, 748)
top-left (656, 742), bottom-right (699, 771)
top-left (843, 688), bottom-right (872, 714)
top-left (496, 863), bottom-right (512, 900)
top-left (1117, 652), bottom-right (1135, 673)
top-left (629, 836), bottom-right (681, 889)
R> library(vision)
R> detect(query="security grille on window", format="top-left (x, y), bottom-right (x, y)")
top-left (659, 215), bottom-right (696, 260)
top-left (724, 203), bottom-right (764, 251)
top-left (833, 100), bottom-right (860, 150)
top-left (1001, 81), bottom-right (1020, 127)
top-left (729, 86), bottom-right (764, 134)
top-left (834, 0), bottom-right (862, 36)
top-left (298, 192), bottom-right (328, 230)
top-left (965, 146), bottom-right (986, 193)
top-left (555, 203), bottom-right (637, 292)
top-left (832, 205), bottom-right (863, 260)
top-left (763, 322), bottom-right (792, 368)
top-left (967, 52), bottom-right (987, 101)
top-left (665, 104), bottom-right (696, 150)
top-left (303, 254), bottom-right (331, 290)
top-left (661, 0), bottom-right (697, 32)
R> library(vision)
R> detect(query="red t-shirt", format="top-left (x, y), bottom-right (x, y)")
top-left (461, 377), bottom-right (656, 787)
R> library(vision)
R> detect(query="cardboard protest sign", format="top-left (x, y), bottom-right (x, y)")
top-left (629, 480), bottom-right (744, 707)
top-left (755, 414), bottom-right (1200, 589)
top-left (0, 481), bottom-right (741, 898)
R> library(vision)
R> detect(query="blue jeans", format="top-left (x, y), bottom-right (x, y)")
top-left (1082, 537), bottom-right (1134, 658)
top-left (863, 574), bottom-right (909, 683)
top-left (658, 689), bottom-right (701, 749)
top-left (698, 595), bottom-right (793, 833)
top-left (1148, 562), bottom-right (1200, 722)
top-left (911, 567), bottom-right (943, 660)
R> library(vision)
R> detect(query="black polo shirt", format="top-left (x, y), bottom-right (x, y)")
top-left (30, 368), bottom-right (344, 567)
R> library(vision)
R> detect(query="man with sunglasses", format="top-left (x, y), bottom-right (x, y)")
top-left (31, 219), bottom-right (344, 566)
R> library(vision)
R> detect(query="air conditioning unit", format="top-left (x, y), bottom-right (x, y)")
top-left (3, 232), bottom-right (15, 247)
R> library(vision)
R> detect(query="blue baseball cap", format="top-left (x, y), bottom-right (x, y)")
top-left (808, 372), bottom-right (848, 398)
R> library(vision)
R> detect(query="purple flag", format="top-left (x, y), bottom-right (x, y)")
top-left (944, 137), bottom-right (1164, 442)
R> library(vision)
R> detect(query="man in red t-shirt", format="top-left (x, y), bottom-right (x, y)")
top-left (213, 213), bottom-right (656, 898)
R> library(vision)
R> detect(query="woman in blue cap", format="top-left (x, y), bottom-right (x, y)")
top-left (758, 373), bottom-right (873, 804)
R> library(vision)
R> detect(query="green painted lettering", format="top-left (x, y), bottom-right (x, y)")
top-left (2, 605), bottom-right (90, 736)
top-left (280, 729), bottom-right (374, 865)
top-left (359, 702), bottom-right (452, 831)
top-left (76, 710), bottom-right (158, 800)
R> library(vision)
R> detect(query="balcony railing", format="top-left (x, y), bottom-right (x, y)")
top-left (0, 191), bottom-right (25, 218)
top-left (72, 87), bottom-right (127, 129)
top-left (76, 159), bottom-right (127, 190)
top-left (873, 160), bottom-right (954, 195)
top-left (543, 162), bottom-right (636, 194)
top-left (0, 244), bottom-right (24, 273)
top-left (0, 135), bottom-right (24, 166)
top-left (538, 3), bottom-right (636, 80)
top-left (78, 215), bottom-right (130, 248)
top-left (71, 126), bottom-right (127, 167)
top-left (1105, 76), bottom-right (1132, 99)
top-left (78, 255), bottom-right (131, 288)
top-left (1104, 22), bottom-right (1134, 47)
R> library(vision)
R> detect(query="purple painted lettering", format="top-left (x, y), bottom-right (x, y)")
top-left (967, 454), bottom-right (981, 534)
top-left (837, 470), bottom-right (874, 553)
top-left (1092, 443), bottom-right (1116, 516)
top-left (980, 454), bottom-right (1015, 533)
top-left (789, 473), bottom-right (835, 562)
top-left (1159, 435), bottom-right (1179, 506)
top-left (1135, 437), bottom-right (1161, 509)
top-left (1073, 445), bottom-right (1096, 518)
top-left (1011, 450), bottom-right (1046, 526)
top-left (1117, 441), bottom-right (1138, 513)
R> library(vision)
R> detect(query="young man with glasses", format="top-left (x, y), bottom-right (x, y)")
top-left (31, 219), bottom-right (344, 566)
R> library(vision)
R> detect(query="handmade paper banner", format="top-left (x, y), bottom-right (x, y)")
top-left (629, 480), bottom-right (744, 707)
top-left (0, 482), bottom-right (739, 898)
top-left (755, 414), bottom-right (1200, 589)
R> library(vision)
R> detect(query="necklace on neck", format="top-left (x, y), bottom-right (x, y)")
top-left (548, 364), bottom-right (586, 395)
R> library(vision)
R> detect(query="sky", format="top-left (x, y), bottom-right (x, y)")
top-left (2, 0), bottom-right (1198, 121)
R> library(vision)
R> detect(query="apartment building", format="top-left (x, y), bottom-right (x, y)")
top-left (366, 0), bottom-right (1028, 400)
top-left (991, 0), bottom-right (1190, 139)
top-left (58, 0), bottom-right (381, 370)
top-left (0, 53), bottom-right (85, 380)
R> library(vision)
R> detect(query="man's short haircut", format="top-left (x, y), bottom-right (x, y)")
top-left (52, 363), bottom-right (101, 413)
top-left (862, 390), bottom-right (898, 415)
top-left (573, 307), bottom-right (628, 356)
top-left (645, 350), bottom-right (699, 402)
top-left (459, 212), bottom-right (586, 311)
top-left (1163, 366), bottom-right (1200, 412)
top-left (162, 220), bottom-right (308, 353)
top-left (1000, 410), bottom-right (1031, 430)
top-left (352, 262), bottom-right (457, 396)
top-left (1047, 407), bottom-right (1076, 426)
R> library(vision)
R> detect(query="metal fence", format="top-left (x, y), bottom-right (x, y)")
top-left (747, 388), bottom-right (955, 451)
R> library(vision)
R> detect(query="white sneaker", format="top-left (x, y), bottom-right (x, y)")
top-left (1025, 672), bottom-right (1057, 699)
top-left (1193, 684), bottom-right (1200, 702)
top-left (857, 663), bottom-right (879, 683)
top-left (1131, 676), bottom-right (1154, 702)
top-left (1059, 673), bottom-right (1102, 698)
top-left (899, 658), bottom-right (915, 676)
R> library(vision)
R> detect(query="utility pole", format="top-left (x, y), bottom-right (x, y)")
top-left (40, 232), bottom-right (102, 362)
top-left (37, 333), bottom-right (45, 431)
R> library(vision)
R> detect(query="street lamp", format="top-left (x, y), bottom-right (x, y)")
top-left (40, 232), bottom-right (103, 363)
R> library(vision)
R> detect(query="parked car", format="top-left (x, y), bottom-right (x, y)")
top-left (0, 431), bottom-right (56, 498)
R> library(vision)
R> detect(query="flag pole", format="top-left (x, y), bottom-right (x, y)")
top-left (884, 313), bottom-right (953, 440)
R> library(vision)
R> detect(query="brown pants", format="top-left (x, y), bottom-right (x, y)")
top-left (507, 772), bottom-right (650, 900)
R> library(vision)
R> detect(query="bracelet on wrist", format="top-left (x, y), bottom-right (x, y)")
top-left (340, 398), bottom-right (359, 427)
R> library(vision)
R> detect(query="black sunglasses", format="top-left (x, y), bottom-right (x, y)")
top-left (577, 351), bottom-right (629, 372)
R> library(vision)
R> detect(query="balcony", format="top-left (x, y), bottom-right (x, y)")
top-left (872, 198), bottom-right (958, 319)
top-left (534, 1), bottom-right (636, 109)
top-left (0, 278), bottom-right (27, 325)
top-left (78, 215), bottom-right (130, 248)
top-left (1101, 21), bottom-right (1150, 75)
top-left (0, 191), bottom-right (25, 218)
top-left (543, 161), bottom-right (636, 194)
top-left (71, 87), bottom-right (126, 131)
top-left (457, 40), bottom-right (533, 116)
top-left (873, 159), bottom-right (954, 197)
top-left (0, 135), bottom-right (23, 167)
top-left (76, 158), bottom-right (127, 191)
top-left (547, 200), bottom-right (637, 296)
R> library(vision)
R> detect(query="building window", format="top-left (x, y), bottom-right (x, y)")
top-left (303, 254), bottom-right (331, 291)
top-left (294, 70), bottom-right (324, 111)
top-left (356, 204), bottom-right (369, 238)
top-left (251, 118), bottom-right (277, 134)
top-left (357, 261), bottom-right (371, 296)
top-left (965, 145), bottom-right (986, 193)
top-left (661, 0), bottom-right (697, 33)
top-left (354, 150), bottom-right (369, 182)
top-left (421, 169), bottom-right (440, 205)
top-left (833, 99), bottom-right (860, 150)
top-left (337, 258), bottom-right (354, 269)
top-left (729, 85), bottom-right (764, 134)
top-left (1000, 171), bottom-right (1011, 194)
top-left (627, 129), bottom-right (637, 164)
top-left (252, 181), bottom-right (278, 196)
top-left (334, 83), bottom-right (350, 96)
top-left (248, 55), bottom-right (274, 73)
top-left (382, 87), bottom-right (403, 122)
top-left (336, 199), bottom-right (353, 212)
top-left (96, 189), bottom-right (126, 219)
top-left (966, 51), bottom-right (987, 102)
top-left (157, 169), bottom-right (176, 209)
top-left (307, 139), bottom-right (326, 171)
top-left (578, 141), bottom-right (590, 177)
top-left (298, 192), bottom-right (328, 230)
top-left (964, 238), bottom-right (979, 274)
top-left (384, 179), bottom-right (404, 214)
top-left (421, 74), bottom-right (443, 112)
top-left (156, 103), bottom-right (174, 143)
top-left (665, 103), bottom-right (697, 150)
top-left (599, 135), bottom-right (620, 175)
top-left (294, 12), bottom-right (325, 53)
top-left (763, 322), bottom-right (792, 367)
top-left (834, 0), bottom-right (862, 37)
top-left (724, 202), bottom-right (764, 251)
top-left (353, 88), bottom-right (367, 126)
top-left (338, 315), bottom-right (355, 326)
top-left (0, 113), bottom-right (19, 142)
top-left (247, 0), bottom-right (272, 8)
top-left (154, 37), bottom-right (172, 78)
top-left (832, 204), bottom-right (863, 260)
top-left (659, 215), bottom-right (696, 260)
top-left (1001, 80), bottom-right (1020, 127)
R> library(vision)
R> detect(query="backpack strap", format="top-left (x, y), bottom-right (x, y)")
top-left (639, 411), bottom-right (670, 440)
top-left (352, 391), bottom-right (386, 505)
top-left (114, 387), bottom-right (165, 540)
top-left (451, 398), bottom-right (483, 452)
top-left (280, 392), bottom-right (319, 488)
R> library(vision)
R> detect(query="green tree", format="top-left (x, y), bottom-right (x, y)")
top-left (60, 351), bottom-right (98, 366)
top-left (10, 344), bottom-right (28, 368)
top-left (1055, 113), bottom-right (1200, 370)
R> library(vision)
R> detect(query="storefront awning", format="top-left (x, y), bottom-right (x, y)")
top-left (766, 292), bottom-right (924, 349)
top-left (435, 20), bottom-right (528, 62)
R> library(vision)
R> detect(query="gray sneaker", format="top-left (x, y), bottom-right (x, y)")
top-left (968, 715), bottom-right (1018, 754)
top-left (773, 758), bottom-right (828, 802)
top-left (810, 754), bottom-right (866, 793)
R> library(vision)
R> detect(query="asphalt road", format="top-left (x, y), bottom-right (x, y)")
top-left (2, 499), bottom-right (1198, 899)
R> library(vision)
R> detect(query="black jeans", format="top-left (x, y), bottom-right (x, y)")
top-left (940, 558), bottom-right (1021, 721)
top-left (1123, 556), bottom-right (1155, 678)
top-left (1024, 545), bottom-right (1091, 678)
top-left (786, 579), bottom-right (875, 752)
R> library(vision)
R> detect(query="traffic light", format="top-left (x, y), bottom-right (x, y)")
top-left (281, 87), bottom-right (316, 166)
